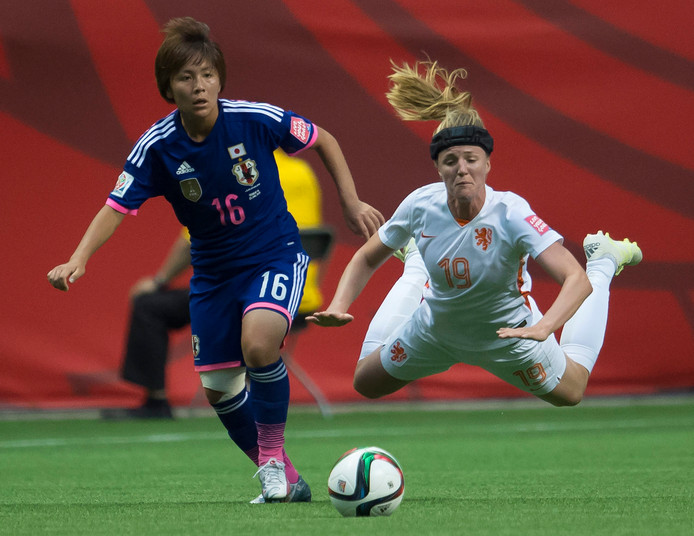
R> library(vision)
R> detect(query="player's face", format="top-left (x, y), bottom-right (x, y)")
top-left (436, 145), bottom-right (490, 204)
top-left (167, 58), bottom-right (221, 122)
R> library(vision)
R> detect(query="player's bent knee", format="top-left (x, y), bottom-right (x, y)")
top-left (241, 338), bottom-right (283, 368)
top-left (560, 391), bottom-right (584, 407)
top-left (353, 366), bottom-right (410, 400)
top-left (353, 377), bottom-right (387, 399)
top-left (539, 357), bottom-right (589, 407)
top-left (539, 389), bottom-right (584, 407)
top-left (353, 357), bottom-right (387, 399)
top-left (551, 396), bottom-right (583, 408)
top-left (242, 343), bottom-right (271, 367)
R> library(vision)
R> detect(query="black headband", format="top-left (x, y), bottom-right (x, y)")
top-left (429, 125), bottom-right (494, 160)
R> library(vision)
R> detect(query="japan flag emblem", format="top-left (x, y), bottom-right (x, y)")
top-left (228, 143), bottom-right (247, 160)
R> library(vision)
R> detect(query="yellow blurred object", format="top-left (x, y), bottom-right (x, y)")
top-left (299, 264), bottom-right (322, 313)
top-left (275, 149), bottom-right (332, 314)
top-left (276, 149), bottom-right (322, 228)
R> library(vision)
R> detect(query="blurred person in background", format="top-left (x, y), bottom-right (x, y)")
top-left (102, 230), bottom-right (191, 420)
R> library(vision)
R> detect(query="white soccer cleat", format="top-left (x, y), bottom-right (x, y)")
top-left (253, 458), bottom-right (290, 501)
top-left (583, 231), bottom-right (643, 275)
top-left (250, 475), bottom-right (312, 504)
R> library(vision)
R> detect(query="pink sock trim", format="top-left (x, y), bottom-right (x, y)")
top-left (282, 448), bottom-right (299, 484)
top-left (256, 422), bottom-right (285, 466)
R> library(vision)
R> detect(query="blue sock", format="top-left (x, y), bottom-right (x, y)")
top-left (211, 390), bottom-right (259, 465)
top-left (247, 358), bottom-right (290, 465)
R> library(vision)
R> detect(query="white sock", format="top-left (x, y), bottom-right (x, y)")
top-left (359, 246), bottom-right (428, 359)
top-left (560, 258), bottom-right (615, 373)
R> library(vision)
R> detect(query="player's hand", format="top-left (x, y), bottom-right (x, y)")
top-left (305, 311), bottom-right (354, 327)
top-left (47, 261), bottom-right (85, 292)
top-left (343, 201), bottom-right (385, 240)
top-left (129, 277), bottom-right (160, 299)
top-left (497, 323), bottom-right (551, 342)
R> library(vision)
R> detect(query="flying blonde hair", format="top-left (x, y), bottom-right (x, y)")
top-left (385, 59), bottom-right (485, 134)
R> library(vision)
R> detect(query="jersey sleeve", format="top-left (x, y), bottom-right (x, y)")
top-left (106, 151), bottom-right (161, 215)
top-left (505, 195), bottom-right (563, 258)
top-left (277, 111), bottom-right (318, 155)
top-left (378, 189), bottom-right (418, 250)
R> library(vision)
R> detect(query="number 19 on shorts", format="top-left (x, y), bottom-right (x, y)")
top-left (513, 363), bottom-right (547, 390)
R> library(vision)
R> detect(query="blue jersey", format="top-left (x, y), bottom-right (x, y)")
top-left (107, 99), bottom-right (317, 273)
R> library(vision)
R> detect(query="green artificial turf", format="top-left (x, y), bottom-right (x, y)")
top-left (1, 398), bottom-right (692, 535)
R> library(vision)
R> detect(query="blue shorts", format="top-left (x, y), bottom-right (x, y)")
top-left (189, 252), bottom-right (309, 371)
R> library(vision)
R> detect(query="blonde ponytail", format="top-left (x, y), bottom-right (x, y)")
top-left (385, 60), bottom-right (485, 133)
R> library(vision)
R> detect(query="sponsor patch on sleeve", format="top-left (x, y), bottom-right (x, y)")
top-left (524, 214), bottom-right (550, 235)
top-left (111, 171), bottom-right (134, 198)
top-left (290, 117), bottom-right (311, 144)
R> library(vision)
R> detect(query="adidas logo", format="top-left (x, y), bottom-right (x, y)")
top-left (584, 242), bottom-right (599, 259)
top-left (176, 161), bottom-right (195, 175)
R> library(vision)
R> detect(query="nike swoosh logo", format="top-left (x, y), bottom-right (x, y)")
top-left (420, 232), bottom-right (435, 238)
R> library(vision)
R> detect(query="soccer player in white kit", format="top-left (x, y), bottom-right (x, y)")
top-left (307, 60), bottom-right (642, 407)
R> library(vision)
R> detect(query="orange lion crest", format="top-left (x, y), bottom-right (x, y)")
top-left (390, 341), bottom-right (408, 363)
top-left (475, 227), bottom-right (492, 251)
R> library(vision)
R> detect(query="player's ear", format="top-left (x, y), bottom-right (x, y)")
top-left (433, 160), bottom-right (442, 178)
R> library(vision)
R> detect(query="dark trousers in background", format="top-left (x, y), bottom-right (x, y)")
top-left (122, 288), bottom-right (191, 390)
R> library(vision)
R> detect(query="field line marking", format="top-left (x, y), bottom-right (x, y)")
top-left (1, 416), bottom-right (692, 449)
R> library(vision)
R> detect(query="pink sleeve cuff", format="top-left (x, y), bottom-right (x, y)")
top-left (286, 123), bottom-right (319, 156)
top-left (106, 198), bottom-right (138, 215)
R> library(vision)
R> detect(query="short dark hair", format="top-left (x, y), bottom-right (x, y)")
top-left (154, 17), bottom-right (226, 103)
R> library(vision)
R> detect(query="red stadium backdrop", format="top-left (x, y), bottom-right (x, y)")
top-left (2, 0), bottom-right (693, 410)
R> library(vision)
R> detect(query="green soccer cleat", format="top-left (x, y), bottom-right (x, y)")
top-left (583, 231), bottom-right (643, 275)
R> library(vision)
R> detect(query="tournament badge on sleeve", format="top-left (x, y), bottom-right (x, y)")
top-left (112, 171), bottom-right (134, 198)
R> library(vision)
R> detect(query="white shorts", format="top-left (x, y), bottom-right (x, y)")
top-left (370, 303), bottom-right (567, 396)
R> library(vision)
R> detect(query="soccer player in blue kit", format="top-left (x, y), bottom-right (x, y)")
top-left (47, 17), bottom-right (384, 503)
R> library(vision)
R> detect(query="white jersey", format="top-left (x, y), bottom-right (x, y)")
top-left (378, 183), bottom-right (562, 349)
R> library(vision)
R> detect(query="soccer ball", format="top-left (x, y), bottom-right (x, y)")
top-left (327, 446), bottom-right (404, 517)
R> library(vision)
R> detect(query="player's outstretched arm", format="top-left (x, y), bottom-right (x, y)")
top-left (306, 233), bottom-right (394, 327)
top-left (310, 125), bottom-right (385, 239)
top-left (47, 205), bottom-right (125, 291)
top-left (497, 241), bottom-right (591, 341)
